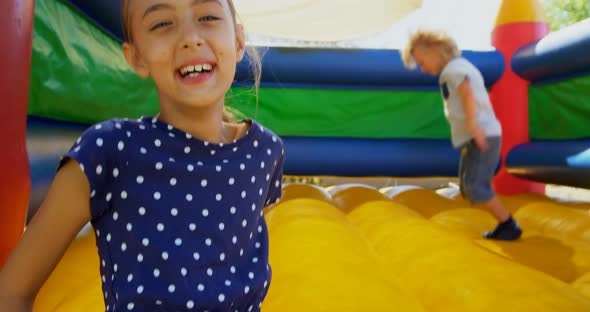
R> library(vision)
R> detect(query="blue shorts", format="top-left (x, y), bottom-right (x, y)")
top-left (458, 136), bottom-right (501, 204)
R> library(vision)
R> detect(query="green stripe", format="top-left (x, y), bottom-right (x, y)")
top-left (29, 0), bottom-right (451, 139)
top-left (529, 74), bottom-right (590, 140)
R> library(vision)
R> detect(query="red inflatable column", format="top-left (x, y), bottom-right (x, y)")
top-left (490, 0), bottom-right (548, 194)
top-left (0, 0), bottom-right (35, 268)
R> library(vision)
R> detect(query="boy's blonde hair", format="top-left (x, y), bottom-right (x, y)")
top-left (121, 0), bottom-right (262, 122)
top-left (401, 30), bottom-right (460, 69)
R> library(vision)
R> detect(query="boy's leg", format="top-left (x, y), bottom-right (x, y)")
top-left (462, 137), bottom-right (522, 240)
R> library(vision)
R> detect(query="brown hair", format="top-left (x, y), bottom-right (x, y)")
top-left (121, 0), bottom-right (262, 122)
top-left (401, 30), bottom-right (460, 69)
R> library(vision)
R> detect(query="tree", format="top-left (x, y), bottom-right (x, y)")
top-left (540, 0), bottom-right (590, 31)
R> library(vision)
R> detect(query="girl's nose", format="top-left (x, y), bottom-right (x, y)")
top-left (180, 20), bottom-right (204, 49)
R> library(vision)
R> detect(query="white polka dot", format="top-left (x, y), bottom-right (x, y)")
top-left (140, 147), bottom-right (147, 154)
top-left (201, 179), bottom-right (208, 187)
top-left (246, 154), bottom-right (252, 159)
top-left (198, 284), bottom-right (205, 291)
top-left (171, 208), bottom-right (178, 216)
top-left (220, 253), bottom-right (225, 261)
top-left (272, 136), bottom-right (277, 142)
top-left (225, 280), bottom-right (231, 286)
top-left (126, 131), bottom-right (131, 138)
top-left (218, 223), bottom-right (225, 231)
top-left (232, 236), bottom-right (237, 244)
top-left (113, 212), bottom-right (119, 221)
top-left (137, 253), bottom-right (144, 262)
top-left (218, 294), bottom-right (225, 303)
top-left (175, 238), bottom-right (182, 246)
top-left (90, 190), bottom-right (96, 198)
top-left (251, 176), bottom-right (256, 183)
top-left (240, 163), bottom-right (245, 170)
top-left (154, 269), bottom-right (160, 277)
top-left (233, 147), bottom-right (238, 152)
top-left (261, 161), bottom-right (265, 168)
top-left (202, 209), bottom-right (209, 217)
top-left (96, 165), bottom-right (103, 175)
top-left (216, 194), bottom-right (222, 201)
top-left (252, 203), bottom-right (256, 211)
top-left (267, 148), bottom-right (272, 155)
top-left (170, 178), bottom-right (177, 186)
top-left (121, 191), bottom-right (128, 199)
top-left (255, 242), bottom-right (261, 248)
top-left (242, 220), bottom-right (248, 227)
top-left (205, 238), bottom-right (212, 246)
top-left (113, 168), bottom-right (119, 178)
top-left (253, 140), bottom-right (259, 147)
top-left (231, 266), bottom-right (236, 274)
top-left (155, 162), bottom-right (163, 170)
top-left (127, 274), bottom-right (133, 282)
top-left (229, 177), bottom-right (235, 185)
top-left (168, 284), bottom-right (175, 293)
top-left (96, 138), bottom-right (103, 146)
top-left (266, 174), bottom-right (270, 181)
top-left (230, 207), bottom-right (237, 214)
top-left (126, 223), bottom-right (133, 231)
top-left (95, 124), bottom-right (102, 130)
top-left (259, 188), bottom-right (264, 196)
top-left (253, 257), bottom-right (259, 263)
top-left (157, 223), bottom-right (164, 231)
top-left (241, 191), bottom-right (247, 198)
top-left (74, 146), bottom-right (81, 153)
top-left (154, 139), bottom-right (161, 147)
top-left (118, 141), bottom-right (125, 151)
top-left (106, 234), bottom-right (112, 242)
top-left (154, 192), bottom-right (161, 200)
top-left (189, 223), bottom-right (196, 231)
top-left (210, 150), bottom-right (216, 155)
top-left (244, 286), bottom-right (250, 294)
top-left (240, 249), bottom-right (244, 256)
top-left (207, 268), bottom-right (213, 276)
top-left (197, 161), bottom-right (204, 166)
top-left (186, 194), bottom-right (193, 201)
top-left (275, 180), bottom-right (280, 187)
top-left (249, 272), bottom-right (254, 279)
top-left (137, 285), bottom-right (144, 294)
top-left (181, 267), bottom-right (187, 276)
top-left (187, 164), bottom-right (194, 172)
top-left (186, 300), bottom-right (194, 309)
top-left (121, 243), bottom-right (127, 251)
top-left (184, 146), bottom-right (191, 154)
top-left (193, 252), bottom-right (200, 260)
top-left (156, 300), bottom-right (162, 305)
top-left (167, 125), bottom-right (173, 130)
top-left (127, 302), bottom-right (134, 310)
top-left (139, 207), bottom-right (146, 215)
top-left (162, 251), bottom-right (169, 260)
top-left (102, 260), bottom-right (106, 267)
top-left (216, 165), bottom-right (222, 172)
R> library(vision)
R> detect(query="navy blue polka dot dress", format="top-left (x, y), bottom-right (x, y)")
top-left (60, 117), bottom-right (284, 312)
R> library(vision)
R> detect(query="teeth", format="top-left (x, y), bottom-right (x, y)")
top-left (188, 72), bottom-right (199, 78)
top-left (179, 63), bottom-right (213, 76)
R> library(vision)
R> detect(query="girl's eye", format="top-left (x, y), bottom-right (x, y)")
top-left (150, 21), bottom-right (172, 31)
top-left (199, 15), bottom-right (220, 22)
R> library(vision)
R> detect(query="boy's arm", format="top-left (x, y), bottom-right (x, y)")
top-left (458, 79), bottom-right (488, 151)
top-left (0, 160), bottom-right (92, 311)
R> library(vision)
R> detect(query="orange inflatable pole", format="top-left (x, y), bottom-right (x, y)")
top-left (0, 0), bottom-right (35, 268)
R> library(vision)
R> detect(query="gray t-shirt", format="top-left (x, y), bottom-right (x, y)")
top-left (439, 57), bottom-right (502, 147)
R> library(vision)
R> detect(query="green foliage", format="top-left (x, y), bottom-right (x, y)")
top-left (540, 0), bottom-right (590, 31)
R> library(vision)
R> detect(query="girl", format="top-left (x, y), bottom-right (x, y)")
top-left (401, 30), bottom-right (521, 241)
top-left (0, 0), bottom-right (285, 311)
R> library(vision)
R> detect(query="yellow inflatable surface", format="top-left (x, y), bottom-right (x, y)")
top-left (34, 185), bottom-right (590, 311)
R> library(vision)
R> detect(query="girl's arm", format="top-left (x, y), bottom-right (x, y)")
top-left (0, 160), bottom-right (92, 311)
top-left (458, 79), bottom-right (488, 151)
